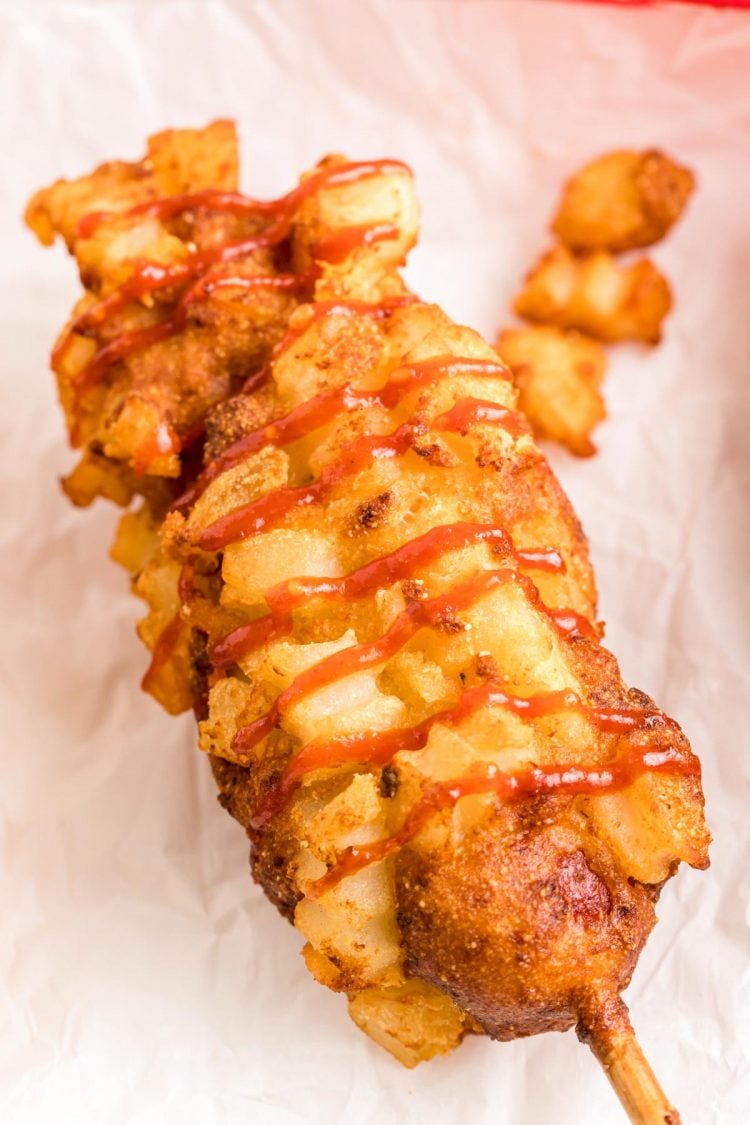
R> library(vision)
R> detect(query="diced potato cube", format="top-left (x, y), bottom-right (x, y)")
top-left (222, 529), bottom-right (342, 607)
top-left (552, 149), bottom-right (694, 252)
top-left (514, 246), bottom-right (672, 344)
top-left (498, 325), bottom-right (606, 457)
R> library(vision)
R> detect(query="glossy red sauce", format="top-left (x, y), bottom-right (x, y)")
top-left (311, 222), bottom-right (400, 263)
top-left (197, 369), bottom-right (520, 551)
top-left (307, 742), bottom-right (699, 898)
top-left (249, 680), bottom-right (672, 828)
top-left (59, 158), bottom-right (413, 442)
top-left (140, 612), bottom-right (184, 694)
top-left (76, 160), bottom-right (412, 239)
top-left (435, 398), bottom-right (527, 439)
top-left (264, 293), bottom-right (418, 356)
top-left (231, 567), bottom-right (580, 756)
top-left (547, 609), bottom-right (599, 642)
top-left (141, 563), bottom-right (196, 693)
top-left (177, 563), bottom-right (196, 604)
top-left (69, 161), bottom-right (410, 337)
top-left (61, 271), bottom-right (306, 448)
top-left (67, 271), bottom-right (302, 398)
top-left (212, 522), bottom-right (565, 668)
top-left (180, 351), bottom-right (511, 510)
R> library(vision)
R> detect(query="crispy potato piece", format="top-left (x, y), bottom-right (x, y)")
top-left (25, 120), bottom-right (238, 249)
top-left (514, 245), bottom-right (672, 344)
top-left (291, 155), bottom-right (420, 289)
top-left (497, 326), bottom-right (606, 457)
top-left (347, 980), bottom-right (471, 1067)
top-left (552, 149), bottom-right (695, 253)
top-left (27, 133), bottom-right (419, 508)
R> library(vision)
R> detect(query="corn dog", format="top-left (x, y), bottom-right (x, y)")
top-left (28, 122), bottom-right (710, 1123)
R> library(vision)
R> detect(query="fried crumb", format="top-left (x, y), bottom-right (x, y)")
top-left (351, 490), bottom-right (393, 532)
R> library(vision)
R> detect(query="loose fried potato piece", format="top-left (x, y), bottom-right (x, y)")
top-left (497, 326), bottom-right (606, 457)
top-left (514, 245), bottom-right (672, 344)
top-left (552, 149), bottom-right (695, 253)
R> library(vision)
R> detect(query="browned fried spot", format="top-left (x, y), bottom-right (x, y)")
top-left (351, 490), bottom-right (393, 531)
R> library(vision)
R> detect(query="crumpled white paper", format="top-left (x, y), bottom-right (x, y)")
top-left (2, 1), bottom-right (749, 1122)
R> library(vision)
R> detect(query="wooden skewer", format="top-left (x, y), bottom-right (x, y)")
top-left (577, 993), bottom-right (681, 1125)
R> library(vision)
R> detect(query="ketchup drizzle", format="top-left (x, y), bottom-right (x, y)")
top-left (197, 363), bottom-right (521, 552)
top-left (64, 271), bottom-right (305, 425)
top-left (141, 564), bottom-right (195, 693)
top-left (249, 680), bottom-right (672, 829)
top-left (308, 744), bottom-right (699, 898)
top-left (58, 158), bottom-right (414, 446)
top-left (311, 222), bottom-right (401, 263)
top-left (67, 160), bottom-right (410, 346)
top-left (76, 167), bottom-right (683, 873)
top-left (75, 161), bottom-right (412, 240)
top-left (211, 522), bottom-right (565, 668)
top-left (232, 568), bottom-right (578, 756)
top-left (140, 613), bottom-right (184, 694)
top-left (181, 352), bottom-right (515, 511)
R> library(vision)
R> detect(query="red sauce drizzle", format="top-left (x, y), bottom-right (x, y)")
top-left (141, 563), bottom-right (195, 694)
top-left (177, 563), bottom-right (196, 604)
top-left (311, 222), bottom-right (401, 264)
top-left (67, 161), bottom-right (410, 340)
top-left (547, 609), bottom-right (598, 642)
top-left (179, 352), bottom-right (513, 511)
top-left (255, 293), bottom-right (419, 365)
top-left (63, 271), bottom-right (305, 425)
top-left (197, 367), bottom-right (518, 551)
top-left (140, 613), bottom-right (184, 693)
top-left (76, 161), bottom-right (412, 239)
top-left (212, 522), bottom-right (565, 668)
top-left (58, 158), bottom-right (413, 443)
top-left (231, 568), bottom-right (576, 756)
top-left (307, 743), bottom-right (699, 898)
top-left (250, 680), bottom-right (673, 829)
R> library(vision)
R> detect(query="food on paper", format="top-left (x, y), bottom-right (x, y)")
top-left (28, 122), bottom-right (710, 1124)
top-left (498, 148), bottom-right (693, 458)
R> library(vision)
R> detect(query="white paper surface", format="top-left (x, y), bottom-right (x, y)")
top-left (2, 2), bottom-right (749, 1122)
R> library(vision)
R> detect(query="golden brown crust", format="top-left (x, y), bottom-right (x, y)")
top-left (514, 245), bottom-right (672, 345)
top-left (396, 802), bottom-right (657, 1040)
top-left (551, 149), bottom-right (695, 253)
top-left (32, 127), bottom-right (710, 1095)
top-left (498, 326), bottom-right (606, 457)
top-left (182, 287), bottom-right (707, 1066)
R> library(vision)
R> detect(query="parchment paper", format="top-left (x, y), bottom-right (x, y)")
top-left (2, 2), bottom-right (749, 1122)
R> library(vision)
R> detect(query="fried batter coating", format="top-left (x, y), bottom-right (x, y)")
top-left (497, 326), bottom-right (606, 457)
top-left (27, 125), bottom-right (419, 508)
top-left (25, 120), bottom-right (238, 249)
top-left (514, 245), bottom-right (672, 344)
top-left (26, 121), bottom-right (291, 500)
top-left (176, 289), bottom-right (707, 1089)
top-left (160, 281), bottom-right (706, 1083)
top-left (32, 128), bottom-right (709, 1119)
top-left (552, 149), bottom-right (695, 253)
